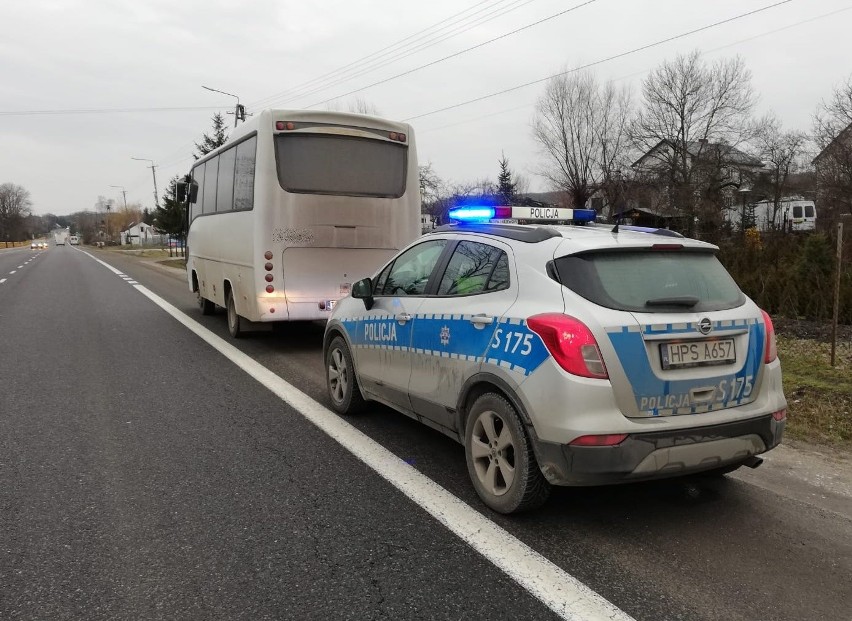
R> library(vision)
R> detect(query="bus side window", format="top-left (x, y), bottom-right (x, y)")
top-left (217, 147), bottom-right (236, 213)
top-left (234, 136), bottom-right (257, 211)
top-left (203, 156), bottom-right (219, 214)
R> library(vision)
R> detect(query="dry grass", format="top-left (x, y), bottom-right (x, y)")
top-left (777, 335), bottom-right (852, 447)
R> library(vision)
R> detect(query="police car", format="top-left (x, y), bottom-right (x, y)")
top-left (323, 208), bottom-right (787, 514)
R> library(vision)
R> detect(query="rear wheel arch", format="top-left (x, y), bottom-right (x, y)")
top-left (456, 374), bottom-right (533, 440)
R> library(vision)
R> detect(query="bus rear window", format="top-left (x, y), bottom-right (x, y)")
top-left (275, 134), bottom-right (406, 198)
top-left (553, 250), bottom-right (744, 313)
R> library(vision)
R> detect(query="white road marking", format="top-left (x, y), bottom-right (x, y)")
top-left (17, 265), bottom-right (23, 269)
top-left (81, 249), bottom-right (634, 621)
top-left (9, 270), bottom-right (16, 274)
top-left (0, 279), bottom-right (6, 284)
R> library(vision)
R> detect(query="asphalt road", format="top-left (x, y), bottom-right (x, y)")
top-left (1, 245), bottom-right (850, 621)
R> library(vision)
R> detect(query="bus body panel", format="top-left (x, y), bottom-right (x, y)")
top-left (186, 109), bottom-right (420, 324)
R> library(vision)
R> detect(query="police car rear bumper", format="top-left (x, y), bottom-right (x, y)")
top-left (533, 415), bottom-right (785, 486)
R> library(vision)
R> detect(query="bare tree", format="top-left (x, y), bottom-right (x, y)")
top-left (532, 70), bottom-right (632, 209)
top-left (327, 97), bottom-right (382, 116)
top-left (0, 182), bottom-right (33, 241)
top-left (632, 51), bottom-right (757, 234)
top-left (752, 113), bottom-right (807, 227)
top-left (812, 74), bottom-right (852, 220)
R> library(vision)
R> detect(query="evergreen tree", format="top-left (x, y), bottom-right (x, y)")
top-left (142, 208), bottom-right (154, 225)
top-left (496, 152), bottom-right (517, 204)
top-left (194, 112), bottom-right (228, 160)
top-left (153, 176), bottom-right (185, 237)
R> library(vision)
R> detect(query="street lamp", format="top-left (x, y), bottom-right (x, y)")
top-left (109, 184), bottom-right (127, 209)
top-left (131, 157), bottom-right (159, 209)
top-left (202, 85), bottom-right (246, 127)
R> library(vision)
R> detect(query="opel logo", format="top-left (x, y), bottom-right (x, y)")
top-left (698, 318), bottom-right (712, 335)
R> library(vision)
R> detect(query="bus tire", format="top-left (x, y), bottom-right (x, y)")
top-left (325, 336), bottom-right (365, 415)
top-left (197, 290), bottom-right (215, 316)
top-left (226, 289), bottom-right (244, 338)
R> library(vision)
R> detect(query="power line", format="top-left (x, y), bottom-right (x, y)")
top-left (249, 0), bottom-right (519, 109)
top-left (417, 2), bottom-right (846, 136)
top-left (0, 105), bottom-right (226, 117)
top-left (403, 0), bottom-right (796, 122)
top-left (302, 0), bottom-right (597, 110)
top-left (266, 0), bottom-right (541, 108)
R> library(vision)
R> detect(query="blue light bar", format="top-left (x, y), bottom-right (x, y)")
top-left (447, 206), bottom-right (495, 222)
top-left (572, 209), bottom-right (596, 222)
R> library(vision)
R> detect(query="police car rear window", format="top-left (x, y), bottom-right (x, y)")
top-left (552, 250), bottom-right (745, 313)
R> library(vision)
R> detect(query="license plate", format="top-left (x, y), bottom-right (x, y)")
top-left (660, 338), bottom-right (736, 370)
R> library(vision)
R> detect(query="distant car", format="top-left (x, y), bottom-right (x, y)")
top-left (38, 242), bottom-right (47, 249)
top-left (323, 217), bottom-right (787, 514)
top-left (30, 241), bottom-right (38, 249)
top-left (69, 236), bottom-right (80, 245)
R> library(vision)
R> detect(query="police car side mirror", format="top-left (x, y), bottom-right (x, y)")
top-left (352, 277), bottom-right (374, 310)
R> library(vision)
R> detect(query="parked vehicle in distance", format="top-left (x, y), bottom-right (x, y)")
top-left (726, 197), bottom-right (816, 232)
top-left (54, 232), bottom-right (67, 245)
top-left (323, 214), bottom-right (787, 514)
top-left (69, 236), bottom-right (79, 245)
top-left (30, 241), bottom-right (38, 249)
top-left (180, 109), bottom-right (421, 338)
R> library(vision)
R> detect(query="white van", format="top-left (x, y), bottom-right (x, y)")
top-left (69, 236), bottom-right (80, 245)
top-left (753, 198), bottom-right (816, 232)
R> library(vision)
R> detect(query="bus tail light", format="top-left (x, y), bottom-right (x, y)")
top-left (264, 251), bottom-right (273, 260)
top-left (266, 285), bottom-right (274, 293)
top-left (527, 314), bottom-right (608, 379)
top-left (760, 309), bottom-right (777, 363)
top-left (276, 121), bottom-right (295, 130)
top-left (265, 274), bottom-right (274, 282)
top-left (772, 409), bottom-right (786, 421)
top-left (264, 262), bottom-right (273, 271)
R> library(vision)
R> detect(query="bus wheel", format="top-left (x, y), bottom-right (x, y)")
top-left (325, 336), bottom-right (365, 415)
top-left (226, 289), bottom-right (244, 338)
top-left (197, 290), bottom-right (215, 315)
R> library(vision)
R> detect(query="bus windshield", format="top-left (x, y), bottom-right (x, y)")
top-left (275, 133), bottom-right (407, 198)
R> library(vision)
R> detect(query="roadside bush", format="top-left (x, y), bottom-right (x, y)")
top-left (718, 231), bottom-right (851, 324)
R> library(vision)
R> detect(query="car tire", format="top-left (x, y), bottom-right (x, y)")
top-left (226, 289), bottom-right (243, 338)
top-left (465, 393), bottom-right (550, 514)
top-left (325, 336), bottom-right (365, 415)
top-left (197, 290), bottom-right (215, 316)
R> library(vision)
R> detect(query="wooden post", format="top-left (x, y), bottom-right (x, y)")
top-left (831, 222), bottom-right (843, 367)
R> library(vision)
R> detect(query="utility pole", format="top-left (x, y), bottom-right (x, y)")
top-left (109, 184), bottom-right (128, 209)
top-left (831, 221), bottom-right (845, 367)
top-left (131, 157), bottom-right (160, 209)
top-left (202, 85), bottom-right (247, 127)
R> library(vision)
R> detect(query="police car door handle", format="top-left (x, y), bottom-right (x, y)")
top-left (395, 312), bottom-right (412, 323)
top-left (470, 314), bottom-right (494, 327)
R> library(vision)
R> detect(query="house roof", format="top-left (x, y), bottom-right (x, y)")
top-left (812, 122), bottom-right (852, 164)
top-left (633, 139), bottom-right (763, 169)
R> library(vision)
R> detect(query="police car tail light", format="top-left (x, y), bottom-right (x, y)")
top-left (569, 433), bottom-right (628, 447)
top-left (760, 309), bottom-right (777, 363)
top-left (527, 313), bottom-right (608, 379)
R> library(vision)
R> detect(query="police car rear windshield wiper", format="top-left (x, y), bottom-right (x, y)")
top-left (645, 296), bottom-right (700, 307)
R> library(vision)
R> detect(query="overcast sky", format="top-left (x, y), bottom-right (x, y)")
top-left (2, 0), bottom-right (850, 216)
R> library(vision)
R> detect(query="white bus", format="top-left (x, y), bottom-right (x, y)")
top-left (180, 109), bottom-right (420, 337)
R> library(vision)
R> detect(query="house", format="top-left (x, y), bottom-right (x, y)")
top-left (120, 222), bottom-right (165, 246)
top-left (630, 139), bottom-right (764, 233)
top-left (812, 122), bottom-right (852, 224)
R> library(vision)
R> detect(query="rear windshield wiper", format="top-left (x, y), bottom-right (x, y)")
top-left (645, 296), bottom-right (700, 308)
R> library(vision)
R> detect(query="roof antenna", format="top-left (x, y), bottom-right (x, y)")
top-left (611, 211), bottom-right (621, 234)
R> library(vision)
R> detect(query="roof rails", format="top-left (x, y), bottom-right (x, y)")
top-left (432, 222), bottom-right (562, 243)
top-left (608, 224), bottom-right (684, 238)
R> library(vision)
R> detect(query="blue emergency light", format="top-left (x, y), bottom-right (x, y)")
top-left (571, 209), bottom-right (596, 222)
top-left (447, 206), bottom-right (495, 221)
